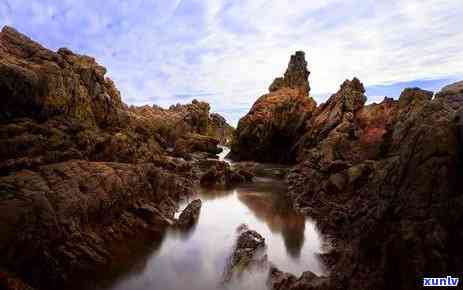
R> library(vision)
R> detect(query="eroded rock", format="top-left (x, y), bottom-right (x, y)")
top-left (176, 199), bottom-right (202, 228)
top-left (268, 266), bottom-right (331, 290)
top-left (222, 227), bottom-right (267, 283)
top-left (229, 51), bottom-right (316, 163)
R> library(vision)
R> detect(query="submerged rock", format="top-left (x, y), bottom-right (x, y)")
top-left (222, 228), bottom-right (268, 283)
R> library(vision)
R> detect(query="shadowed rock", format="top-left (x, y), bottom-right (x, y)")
top-left (222, 227), bottom-right (268, 283)
top-left (229, 51), bottom-right (316, 163)
top-left (176, 199), bottom-right (202, 228)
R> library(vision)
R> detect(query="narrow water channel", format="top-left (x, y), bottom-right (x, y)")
top-left (82, 148), bottom-right (325, 290)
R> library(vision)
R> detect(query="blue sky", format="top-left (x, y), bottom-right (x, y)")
top-left (1, 0), bottom-right (462, 125)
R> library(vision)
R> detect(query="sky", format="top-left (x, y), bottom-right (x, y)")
top-left (1, 0), bottom-right (462, 126)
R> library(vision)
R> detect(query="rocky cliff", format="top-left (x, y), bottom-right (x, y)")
top-left (230, 50), bottom-right (463, 290)
top-left (286, 86), bottom-right (463, 289)
top-left (0, 26), bottom-right (238, 290)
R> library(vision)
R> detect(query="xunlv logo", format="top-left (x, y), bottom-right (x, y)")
top-left (423, 276), bottom-right (459, 287)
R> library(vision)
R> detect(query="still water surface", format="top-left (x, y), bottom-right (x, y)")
top-left (83, 150), bottom-right (325, 290)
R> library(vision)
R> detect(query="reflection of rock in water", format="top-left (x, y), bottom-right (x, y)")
top-left (237, 189), bottom-right (305, 259)
top-left (68, 230), bottom-right (166, 290)
top-left (222, 227), bottom-right (268, 284)
top-left (281, 220), bottom-right (305, 259)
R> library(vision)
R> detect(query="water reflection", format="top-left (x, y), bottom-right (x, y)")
top-left (79, 175), bottom-right (324, 290)
top-left (236, 180), bottom-right (306, 259)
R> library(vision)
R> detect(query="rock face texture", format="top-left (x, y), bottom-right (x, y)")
top-left (222, 226), bottom-right (267, 283)
top-left (0, 161), bottom-right (193, 289)
top-left (207, 113), bottom-right (235, 145)
top-left (269, 267), bottom-right (330, 290)
top-left (229, 50), bottom-right (463, 290)
top-left (229, 52), bottom-right (316, 163)
top-left (0, 26), bottom-right (234, 290)
top-left (199, 160), bottom-right (253, 187)
top-left (176, 199), bottom-right (202, 228)
top-left (286, 87), bottom-right (463, 290)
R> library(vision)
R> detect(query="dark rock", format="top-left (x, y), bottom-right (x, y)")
top-left (199, 160), bottom-right (251, 187)
top-left (222, 228), bottom-right (267, 283)
top-left (0, 271), bottom-right (36, 290)
top-left (287, 86), bottom-right (463, 290)
top-left (0, 160), bottom-right (194, 289)
top-left (268, 266), bottom-right (331, 290)
top-left (176, 199), bottom-right (202, 228)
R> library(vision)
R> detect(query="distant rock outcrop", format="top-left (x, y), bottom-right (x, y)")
top-left (229, 51), bottom-right (316, 163)
top-left (207, 113), bottom-right (234, 145)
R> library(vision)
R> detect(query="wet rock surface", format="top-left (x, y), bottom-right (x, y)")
top-left (268, 266), bottom-right (331, 290)
top-left (176, 199), bottom-right (202, 228)
top-left (199, 160), bottom-right (253, 187)
top-left (222, 226), bottom-right (268, 283)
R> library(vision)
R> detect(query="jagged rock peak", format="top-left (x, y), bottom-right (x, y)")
top-left (269, 50), bottom-right (310, 96)
top-left (340, 77), bottom-right (365, 93)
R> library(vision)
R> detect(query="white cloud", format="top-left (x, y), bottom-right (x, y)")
top-left (1, 0), bottom-right (462, 125)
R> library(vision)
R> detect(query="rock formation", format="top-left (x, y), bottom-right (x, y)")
top-left (199, 160), bottom-right (253, 187)
top-left (207, 113), bottom-right (235, 145)
top-left (285, 87), bottom-right (463, 289)
top-left (229, 50), bottom-right (463, 290)
top-left (268, 266), bottom-right (330, 290)
top-left (222, 226), bottom-right (267, 283)
top-left (0, 26), bottom-right (235, 290)
top-left (229, 51), bottom-right (316, 163)
top-left (176, 199), bottom-right (202, 228)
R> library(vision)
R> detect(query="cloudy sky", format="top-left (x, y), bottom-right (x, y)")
top-left (1, 0), bottom-right (462, 125)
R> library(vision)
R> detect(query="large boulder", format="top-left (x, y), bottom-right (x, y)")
top-left (229, 51), bottom-right (317, 163)
top-left (176, 199), bottom-right (202, 228)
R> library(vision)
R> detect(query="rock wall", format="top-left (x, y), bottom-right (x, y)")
top-left (286, 87), bottom-right (463, 290)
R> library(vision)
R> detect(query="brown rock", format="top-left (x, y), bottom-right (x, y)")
top-left (268, 267), bottom-right (331, 290)
top-left (287, 86), bottom-right (463, 290)
top-left (176, 199), bottom-right (202, 228)
top-left (222, 228), bottom-right (267, 283)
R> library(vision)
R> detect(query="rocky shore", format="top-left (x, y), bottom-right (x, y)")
top-left (231, 51), bottom-right (463, 289)
top-left (0, 26), bottom-right (240, 290)
top-left (1, 24), bottom-right (462, 290)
